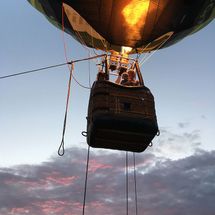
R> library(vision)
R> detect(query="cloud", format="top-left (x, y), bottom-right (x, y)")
top-left (178, 122), bottom-right (190, 129)
top-left (151, 126), bottom-right (202, 160)
top-left (0, 146), bottom-right (215, 215)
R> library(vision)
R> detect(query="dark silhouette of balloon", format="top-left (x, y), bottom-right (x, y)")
top-left (28, 0), bottom-right (215, 53)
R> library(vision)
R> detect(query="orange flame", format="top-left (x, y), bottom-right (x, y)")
top-left (122, 0), bottom-right (150, 27)
top-left (122, 0), bottom-right (150, 46)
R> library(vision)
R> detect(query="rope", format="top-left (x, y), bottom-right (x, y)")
top-left (75, 29), bottom-right (101, 67)
top-left (68, 55), bottom-right (106, 89)
top-left (90, 26), bottom-right (101, 56)
top-left (62, 0), bottom-right (107, 71)
top-left (71, 54), bottom-right (106, 64)
top-left (88, 53), bottom-right (92, 88)
top-left (82, 145), bottom-right (91, 215)
top-left (71, 15), bottom-right (102, 62)
top-left (62, 0), bottom-right (93, 56)
top-left (58, 64), bottom-right (73, 156)
top-left (135, 41), bottom-right (156, 61)
top-left (61, 4), bottom-right (106, 89)
top-left (0, 54), bottom-right (105, 81)
top-left (126, 151), bottom-right (129, 215)
top-left (61, 1), bottom-right (69, 63)
top-left (86, 8), bottom-right (107, 54)
top-left (0, 62), bottom-right (68, 80)
top-left (139, 33), bottom-right (173, 67)
top-left (125, 152), bottom-right (139, 215)
top-left (61, 1), bottom-right (91, 90)
top-left (59, 4), bottom-right (105, 154)
top-left (133, 153), bottom-right (138, 215)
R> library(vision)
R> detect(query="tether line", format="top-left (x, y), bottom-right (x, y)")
top-left (82, 145), bottom-right (90, 215)
top-left (133, 153), bottom-right (138, 215)
top-left (0, 54), bottom-right (106, 80)
top-left (0, 63), bottom-right (68, 80)
top-left (126, 151), bottom-right (129, 215)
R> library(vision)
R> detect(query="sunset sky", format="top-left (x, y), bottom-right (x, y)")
top-left (1, 1), bottom-right (215, 215)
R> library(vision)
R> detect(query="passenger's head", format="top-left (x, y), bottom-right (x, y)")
top-left (128, 69), bottom-right (136, 80)
top-left (122, 72), bottom-right (128, 80)
top-left (97, 71), bottom-right (106, 81)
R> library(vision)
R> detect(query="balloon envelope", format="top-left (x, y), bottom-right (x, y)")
top-left (28, 0), bottom-right (215, 54)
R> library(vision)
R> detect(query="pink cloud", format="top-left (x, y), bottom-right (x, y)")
top-left (88, 159), bottom-right (112, 173)
top-left (33, 200), bottom-right (83, 215)
top-left (10, 207), bottom-right (30, 214)
top-left (45, 175), bottom-right (77, 186)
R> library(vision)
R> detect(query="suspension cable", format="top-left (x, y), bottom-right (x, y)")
top-left (62, 1), bottom-right (105, 89)
top-left (61, 0), bottom-right (106, 73)
top-left (135, 41), bottom-right (155, 61)
top-left (88, 53), bottom-right (92, 88)
top-left (61, 1), bottom-right (91, 90)
top-left (82, 145), bottom-right (91, 215)
top-left (133, 153), bottom-right (138, 215)
top-left (126, 151), bottom-right (129, 215)
top-left (75, 29), bottom-right (101, 66)
top-left (139, 32), bottom-right (174, 67)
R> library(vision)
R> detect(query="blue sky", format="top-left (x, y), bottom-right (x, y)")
top-left (0, 1), bottom-right (215, 214)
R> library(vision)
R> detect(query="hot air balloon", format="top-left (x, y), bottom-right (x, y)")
top-left (28, 0), bottom-right (215, 152)
top-left (28, 0), bottom-right (215, 53)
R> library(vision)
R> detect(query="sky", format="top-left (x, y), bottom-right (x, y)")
top-left (0, 1), bottom-right (215, 215)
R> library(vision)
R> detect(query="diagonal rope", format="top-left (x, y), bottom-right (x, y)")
top-left (0, 54), bottom-right (104, 81)
top-left (139, 32), bottom-right (173, 67)
top-left (0, 62), bottom-right (68, 80)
